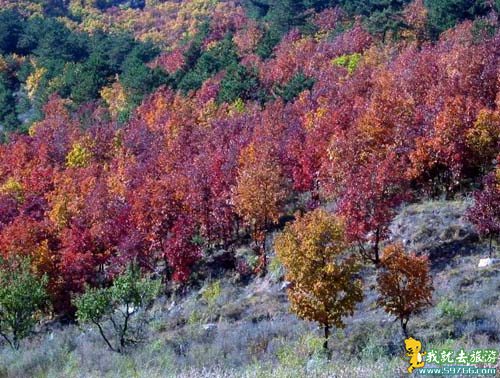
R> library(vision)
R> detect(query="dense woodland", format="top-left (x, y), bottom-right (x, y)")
top-left (0, 0), bottom-right (499, 352)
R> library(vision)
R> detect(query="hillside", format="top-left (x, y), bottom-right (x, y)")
top-left (0, 199), bottom-right (499, 377)
top-left (0, 1), bottom-right (499, 377)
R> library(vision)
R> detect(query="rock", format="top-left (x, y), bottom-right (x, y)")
top-left (478, 258), bottom-right (500, 268)
top-left (280, 281), bottom-right (291, 291)
top-left (202, 323), bottom-right (217, 332)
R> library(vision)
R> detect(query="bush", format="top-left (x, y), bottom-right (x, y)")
top-left (332, 53), bottom-right (362, 74)
top-left (202, 280), bottom-right (222, 307)
top-left (73, 265), bottom-right (161, 353)
top-left (437, 299), bottom-right (465, 320)
top-left (0, 258), bottom-right (49, 350)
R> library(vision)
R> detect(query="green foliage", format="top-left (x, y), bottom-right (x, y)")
top-left (66, 142), bottom-right (92, 168)
top-left (425, 0), bottom-right (494, 38)
top-left (0, 10), bottom-right (24, 54)
top-left (246, 0), bottom-right (336, 31)
top-left (276, 72), bottom-right (315, 102)
top-left (246, 0), bottom-right (414, 41)
top-left (94, 0), bottom-right (145, 10)
top-left (0, 11), bottom-right (163, 136)
top-left (0, 258), bottom-right (49, 350)
top-left (0, 74), bottom-right (18, 134)
top-left (19, 16), bottom-right (88, 66)
top-left (471, 17), bottom-right (498, 42)
top-left (276, 333), bottom-right (325, 367)
top-left (74, 265), bottom-right (161, 353)
top-left (0, 177), bottom-right (24, 202)
top-left (217, 64), bottom-right (260, 104)
top-left (187, 309), bottom-right (203, 325)
top-left (120, 49), bottom-right (167, 107)
top-left (178, 36), bottom-right (238, 94)
top-left (248, 0), bottom-right (336, 57)
top-left (232, 98), bottom-right (246, 113)
top-left (437, 299), bottom-right (466, 320)
top-left (268, 255), bottom-right (284, 282)
top-left (340, 0), bottom-right (411, 37)
top-left (255, 27), bottom-right (283, 59)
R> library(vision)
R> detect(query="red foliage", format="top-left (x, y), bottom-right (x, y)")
top-left (336, 155), bottom-right (411, 263)
top-left (151, 47), bottom-right (186, 74)
top-left (163, 216), bottom-right (201, 282)
top-left (0, 6), bottom-right (498, 315)
top-left (467, 167), bottom-right (500, 256)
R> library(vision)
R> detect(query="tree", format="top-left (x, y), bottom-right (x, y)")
top-left (0, 10), bottom-right (24, 54)
top-left (467, 168), bottom-right (500, 257)
top-left (274, 209), bottom-right (363, 354)
top-left (377, 243), bottom-right (433, 337)
top-left (402, 0), bottom-right (429, 43)
top-left (73, 264), bottom-right (160, 353)
top-left (163, 216), bottom-right (202, 283)
top-left (217, 63), bottom-right (260, 104)
top-left (336, 156), bottom-right (410, 265)
top-left (177, 35), bottom-right (238, 94)
top-left (0, 257), bottom-right (49, 350)
top-left (233, 142), bottom-right (288, 275)
top-left (275, 71), bottom-right (315, 103)
top-left (466, 109), bottom-right (500, 174)
top-left (94, 0), bottom-right (145, 10)
top-left (425, 0), bottom-right (494, 38)
top-left (0, 74), bottom-right (18, 133)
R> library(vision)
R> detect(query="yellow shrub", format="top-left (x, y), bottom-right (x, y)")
top-left (66, 142), bottom-right (93, 168)
top-left (0, 178), bottom-right (24, 202)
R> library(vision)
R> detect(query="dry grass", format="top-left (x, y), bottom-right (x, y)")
top-left (0, 200), bottom-right (498, 378)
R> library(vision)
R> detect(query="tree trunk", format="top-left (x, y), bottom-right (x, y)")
top-left (0, 330), bottom-right (15, 350)
top-left (373, 228), bottom-right (381, 266)
top-left (259, 238), bottom-right (267, 277)
top-left (489, 234), bottom-right (493, 258)
top-left (323, 325), bottom-right (330, 354)
top-left (401, 318), bottom-right (408, 338)
top-left (93, 319), bottom-right (117, 353)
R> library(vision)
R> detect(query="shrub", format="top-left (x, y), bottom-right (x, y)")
top-left (73, 265), bottom-right (161, 353)
top-left (202, 280), bottom-right (222, 307)
top-left (332, 53), bottom-right (362, 74)
top-left (437, 299), bottom-right (465, 320)
top-left (467, 168), bottom-right (500, 257)
top-left (0, 258), bottom-right (49, 350)
top-left (65, 142), bottom-right (92, 168)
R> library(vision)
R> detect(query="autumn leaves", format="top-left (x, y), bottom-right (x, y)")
top-left (275, 209), bottom-right (433, 353)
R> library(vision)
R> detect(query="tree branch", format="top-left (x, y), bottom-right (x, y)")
top-left (92, 319), bottom-right (116, 353)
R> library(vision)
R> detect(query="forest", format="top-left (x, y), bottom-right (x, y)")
top-left (0, 0), bottom-right (499, 376)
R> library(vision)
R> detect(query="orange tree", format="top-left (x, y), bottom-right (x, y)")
top-left (233, 142), bottom-right (288, 275)
top-left (377, 243), bottom-right (433, 337)
top-left (274, 209), bottom-right (363, 354)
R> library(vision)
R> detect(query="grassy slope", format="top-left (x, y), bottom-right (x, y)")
top-left (0, 199), bottom-right (499, 378)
